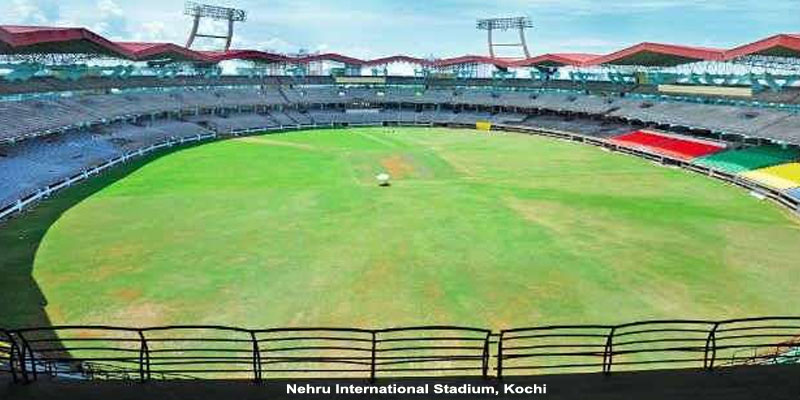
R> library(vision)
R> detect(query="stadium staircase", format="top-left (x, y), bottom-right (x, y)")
top-left (276, 86), bottom-right (292, 104)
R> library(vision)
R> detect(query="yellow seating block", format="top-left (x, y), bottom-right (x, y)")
top-left (740, 162), bottom-right (800, 190)
top-left (476, 121), bottom-right (492, 132)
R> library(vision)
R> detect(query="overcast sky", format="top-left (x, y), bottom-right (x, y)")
top-left (3, 0), bottom-right (799, 58)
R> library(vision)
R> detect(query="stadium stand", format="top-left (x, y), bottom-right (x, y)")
top-left (1, 85), bottom-right (800, 143)
top-left (5, 25), bottom-right (800, 396)
top-left (0, 120), bottom-right (209, 209)
top-left (609, 130), bottom-right (726, 160)
top-left (519, 114), bottom-right (632, 138)
top-left (740, 163), bottom-right (800, 190)
top-left (2, 58), bottom-right (800, 221)
top-left (191, 114), bottom-right (277, 132)
top-left (692, 145), bottom-right (800, 174)
top-left (8, 79), bottom-right (800, 219)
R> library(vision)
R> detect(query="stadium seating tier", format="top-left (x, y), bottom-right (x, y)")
top-left (609, 130), bottom-right (725, 160)
top-left (692, 145), bottom-right (800, 174)
top-left (740, 163), bottom-right (800, 190)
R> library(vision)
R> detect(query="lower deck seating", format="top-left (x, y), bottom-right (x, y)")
top-left (692, 145), bottom-right (800, 174)
top-left (491, 112), bottom-right (527, 124)
top-left (740, 163), bottom-right (800, 190)
top-left (786, 187), bottom-right (800, 201)
top-left (204, 115), bottom-right (277, 132)
top-left (610, 130), bottom-right (726, 160)
top-left (0, 120), bottom-right (208, 210)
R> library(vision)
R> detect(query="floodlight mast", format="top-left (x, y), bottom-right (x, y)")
top-left (184, 1), bottom-right (248, 51)
top-left (476, 17), bottom-right (533, 59)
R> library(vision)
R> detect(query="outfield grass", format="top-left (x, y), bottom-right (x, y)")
top-left (4, 127), bottom-right (800, 330)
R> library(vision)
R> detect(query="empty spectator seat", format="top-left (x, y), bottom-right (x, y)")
top-left (740, 163), bottom-right (800, 190)
top-left (609, 130), bottom-right (725, 160)
top-left (693, 145), bottom-right (800, 174)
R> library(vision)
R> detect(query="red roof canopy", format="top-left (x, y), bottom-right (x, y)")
top-left (293, 53), bottom-right (365, 65)
top-left (433, 55), bottom-right (512, 68)
top-left (199, 50), bottom-right (290, 63)
top-left (362, 55), bottom-right (429, 66)
top-left (0, 25), bottom-right (130, 58)
top-left (512, 53), bottom-right (600, 67)
top-left (724, 33), bottom-right (800, 59)
top-left (591, 42), bottom-right (725, 66)
top-left (116, 42), bottom-right (213, 62)
top-left (1, 25), bottom-right (799, 69)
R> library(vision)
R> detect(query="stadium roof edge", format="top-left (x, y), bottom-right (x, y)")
top-left (0, 25), bottom-right (131, 58)
top-left (724, 33), bottom-right (800, 59)
top-left (198, 49), bottom-right (290, 63)
top-left (2, 25), bottom-right (800, 68)
top-left (116, 42), bottom-right (214, 62)
top-left (591, 42), bottom-right (726, 66)
top-left (362, 55), bottom-right (429, 66)
top-left (433, 55), bottom-right (514, 68)
top-left (512, 53), bottom-right (601, 67)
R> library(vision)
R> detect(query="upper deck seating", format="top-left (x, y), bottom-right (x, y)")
top-left (519, 114), bottom-right (632, 138)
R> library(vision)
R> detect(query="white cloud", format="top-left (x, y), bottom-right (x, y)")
top-left (2, 0), bottom-right (799, 59)
top-left (91, 0), bottom-right (128, 39)
top-left (11, 0), bottom-right (61, 24)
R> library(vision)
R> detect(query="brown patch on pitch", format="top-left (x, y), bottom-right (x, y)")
top-left (504, 196), bottom-right (573, 234)
top-left (113, 287), bottom-right (142, 302)
top-left (233, 137), bottom-right (316, 150)
top-left (104, 302), bottom-right (170, 327)
top-left (380, 155), bottom-right (414, 178)
top-left (45, 304), bottom-right (67, 324)
top-left (423, 281), bottom-right (444, 302)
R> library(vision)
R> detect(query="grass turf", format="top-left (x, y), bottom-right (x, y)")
top-left (3, 127), bottom-right (800, 330)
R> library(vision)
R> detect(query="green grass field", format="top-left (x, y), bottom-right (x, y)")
top-left (3, 127), bottom-right (800, 330)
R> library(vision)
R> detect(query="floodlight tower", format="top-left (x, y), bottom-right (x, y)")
top-left (184, 1), bottom-right (247, 51)
top-left (476, 17), bottom-right (533, 59)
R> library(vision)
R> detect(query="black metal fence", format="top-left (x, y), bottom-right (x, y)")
top-left (497, 317), bottom-right (800, 377)
top-left (3, 325), bottom-right (491, 383)
top-left (1, 318), bottom-right (798, 383)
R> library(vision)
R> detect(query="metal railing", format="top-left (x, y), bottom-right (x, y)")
top-left (0, 328), bottom-right (19, 380)
top-left (496, 317), bottom-right (800, 378)
top-left (1, 317), bottom-right (798, 383)
top-left (4, 325), bottom-right (491, 383)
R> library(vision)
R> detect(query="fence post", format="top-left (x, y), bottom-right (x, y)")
top-left (6, 332), bottom-right (19, 383)
top-left (14, 333), bottom-right (27, 383)
top-left (704, 322), bottom-right (720, 371)
top-left (481, 332), bottom-right (491, 379)
top-left (496, 332), bottom-right (504, 380)
top-left (17, 332), bottom-right (36, 382)
top-left (250, 331), bottom-right (261, 383)
top-left (137, 330), bottom-right (150, 383)
top-left (602, 327), bottom-right (616, 375)
top-left (370, 331), bottom-right (377, 383)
